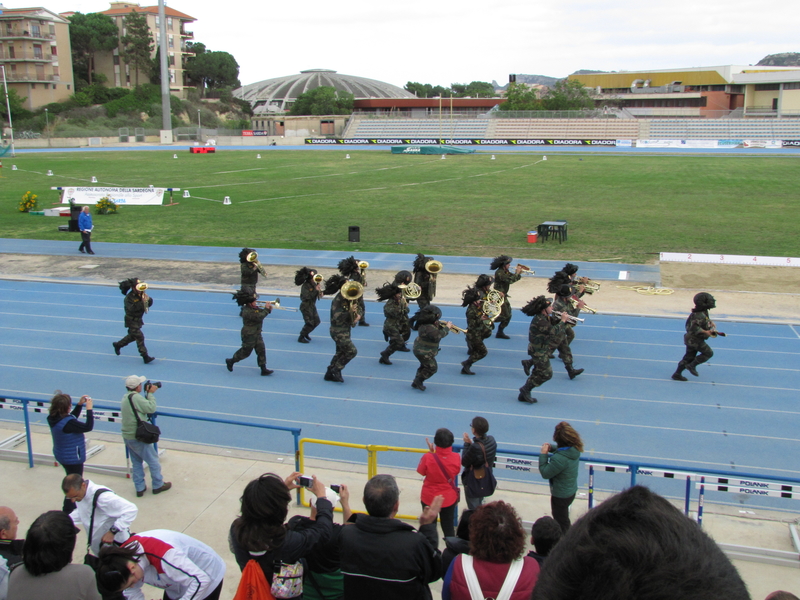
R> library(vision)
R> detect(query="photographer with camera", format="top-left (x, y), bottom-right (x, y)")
top-left (120, 375), bottom-right (171, 498)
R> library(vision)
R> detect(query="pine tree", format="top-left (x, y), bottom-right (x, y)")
top-left (119, 10), bottom-right (154, 87)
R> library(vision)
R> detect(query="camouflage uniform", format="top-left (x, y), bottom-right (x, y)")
top-left (679, 311), bottom-right (715, 369)
top-left (413, 322), bottom-right (450, 383)
top-left (116, 292), bottom-right (154, 358)
top-left (465, 303), bottom-right (492, 365)
top-left (414, 270), bottom-right (436, 310)
top-left (241, 262), bottom-right (259, 295)
top-left (354, 270), bottom-right (369, 325)
top-left (382, 295), bottom-right (410, 357)
top-left (329, 294), bottom-right (360, 371)
top-left (231, 304), bottom-right (271, 368)
top-left (552, 294), bottom-right (577, 359)
top-left (520, 313), bottom-right (567, 397)
top-left (299, 280), bottom-right (321, 340)
top-left (493, 267), bottom-right (521, 330)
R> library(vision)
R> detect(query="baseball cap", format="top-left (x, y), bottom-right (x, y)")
top-left (125, 375), bottom-right (147, 389)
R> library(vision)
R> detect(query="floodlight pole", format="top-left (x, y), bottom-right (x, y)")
top-left (158, 0), bottom-right (172, 142)
top-left (1, 65), bottom-right (16, 157)
top-left (44, 107), bottom-right (50, 147)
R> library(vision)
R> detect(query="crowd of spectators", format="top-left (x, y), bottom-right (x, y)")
top-left (0, 405), bottom-right (788, 600)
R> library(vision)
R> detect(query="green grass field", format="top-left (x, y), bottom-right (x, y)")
top-left (2, 149), bottom-right (798, 263)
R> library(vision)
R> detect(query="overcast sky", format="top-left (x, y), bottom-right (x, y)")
top-left (18, 0), bottom-right (799, 89)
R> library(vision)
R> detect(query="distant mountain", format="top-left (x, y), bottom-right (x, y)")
top-left (757, 52), bottom-right (800, 66)
top-left (492, 73), bottom-right (560, 91)
top-left (571, 69), bottom-right (609, 75)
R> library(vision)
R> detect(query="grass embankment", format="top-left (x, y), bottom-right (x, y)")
top-left (2, 150), bottom-right (797, 263)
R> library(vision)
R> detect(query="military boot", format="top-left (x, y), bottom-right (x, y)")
top-left (496, 324), bottom-right (510, 339)
top-left (566, 365), bottom-right (584, 380)
top-left (685, 361), bottom-right (700, 377)
top-left (521, 359), bottom-right (532, 376)
top-left (379, 351), bottom-right (393, 365)
top-left (261, 366), bottom-right (274, 376)
top-left (461, 360), bottom-right (475, 375)
top-left (411, 376), bottom-right (427, 391)
top-left (671, 361), bottom-right (688, 381)
top-left (518, 385), bottom-right (537, 404)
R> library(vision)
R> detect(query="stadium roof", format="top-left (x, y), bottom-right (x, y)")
top-left (235, 69), bottom-right (415, 113)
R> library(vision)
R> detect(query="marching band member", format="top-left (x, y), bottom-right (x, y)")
top-left (412, 253), bottom-right (438, 310)
top-left (323, 274), bottom-right (362, 383)
top-left (113, 278), bottom-right (155, 364)
top-left (412, 305), bottom-right (452, 391)
top-left (672, 293), bottom-right (725, 381)
top-left (339, 256), bottom-right (370, 327)
top-left (239, 248), bottom-right (264, 296)
top-left (376, 283), bottom-right (411, 365)
top-left (461, 286), bottom-right (492, 375)
top-left (491, 255), bottom-right (523, 339)
top-left (518, 296), bottom-right (570, 404)
top-left (226, 291), bottom-right (273, 376)
top-left (295, 267), bottom-right (323, 343)
top-left (548, 274), bottom-right (585, 380)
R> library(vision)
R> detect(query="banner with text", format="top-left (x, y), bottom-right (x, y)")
top-left (305, 138), bottom-right (620, 146)
top-left (60, 187), bottom-right (166, 206)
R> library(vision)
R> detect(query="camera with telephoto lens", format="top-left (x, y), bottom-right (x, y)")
top-left (145, 380), bottom-right (162, 389)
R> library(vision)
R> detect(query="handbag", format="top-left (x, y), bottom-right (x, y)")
top-left (233, 559), bottom-right (274, 600)
top-left (83, 487), bottom-right (109, 571)
top-left (271, 561), bottom-right (304, 599)
top-left (128, 392), bottom-right (160, 444)
top-left (461, 442), bottom-right (497, 498)
top-left (432, 451), bottom-right (461, 504)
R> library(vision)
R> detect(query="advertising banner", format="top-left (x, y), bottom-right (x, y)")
top-left (60, 187), bottom-right (166, 206)
top-left (305, 138), bottom-right (622, 146)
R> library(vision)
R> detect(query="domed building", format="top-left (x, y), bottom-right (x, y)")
top-left (235, 68), bottom-right (415, 114)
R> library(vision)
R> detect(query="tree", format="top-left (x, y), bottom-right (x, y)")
top-left (404, 82), bottom-right (449, 98)
top-left (498, 82), bottom-right (541, 111)
top-left (185, 50), bottom-right (240, 96)
top-left (119, 10), bottom-right (154, 87)
top-left (68, 12), bottom-right (119, 85)
top-left (0, 88), bottom-right (27, 120)
top-left (539, 79), bottom-right (595, 111)
top-left (450, 81), bottom-right (496, 97)
top-left (289, 86), bottom-right (354, 116)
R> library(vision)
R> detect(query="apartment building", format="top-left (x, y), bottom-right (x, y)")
top-left (0, 7), bottom-right (74, 110)
top-left (95, 1), bottom-right (196, 98)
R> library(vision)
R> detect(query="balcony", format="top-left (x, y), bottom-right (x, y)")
top-left (2, 72), bottom-right (60, 83)
top-left (0, 51), bottom-right (53, 61)
top-left (1, 29), bottom-right (56, 41)
top-left (180, 29), bottom-right (194, 38)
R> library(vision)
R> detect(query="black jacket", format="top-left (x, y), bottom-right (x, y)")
top-left (340, 514), bottom-right (441, 600)
top-left (461, 435), bottom-right (497, 469)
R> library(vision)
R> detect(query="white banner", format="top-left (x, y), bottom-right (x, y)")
top-left (660, 252), bottom-right (799, 267)
top-left (60, 187), bottom-right (165, 206)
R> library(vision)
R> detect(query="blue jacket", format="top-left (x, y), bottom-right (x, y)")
top-left (50, 415), bottom-right (86, 465)
top-left (78, 211), bottom-right (92, 232)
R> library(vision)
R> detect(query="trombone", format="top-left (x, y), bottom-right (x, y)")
top-left (425, 260), bottom-right (443, 274)
top-left (246, 251), bottom-right (268, 278)
top-left (256, 298), bottom-right (297, 312)
top-left (313, 273), bottom-right (324, 284)
top-left (340, 281), bottom-right (364, 325)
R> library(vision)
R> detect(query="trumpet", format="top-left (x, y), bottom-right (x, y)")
top-left (578, 278), bottom-right (601, 294)
top-left (402, 282), bottom-right (422, 299)
top-left (553, 311), bottom-right (584, 324)
top-left (445, 322), bottom-right (468, 334)
top-left (570, 298), bottom-right (597, 314)
top-left (246, 251), bottom-right (268, 278)
top-left (425, 260), bottom-right (443, 274)
top-left (516, 264), bottom-right (536, 277)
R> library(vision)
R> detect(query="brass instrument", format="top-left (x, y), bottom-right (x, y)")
top-left (313, 273), bottom-right (324, 283)
top-left (570, 297), bottom-right (597, 314)
top-left (553, 311), bottom-right (584, 324)
top-left (246, 251), bottom-right (268, 278)
top-left (271, 298), bottom-right (297, 312)
top-left (445, 322), bottom-right (468, 334)
top-left (425, 260), bottom-right (443, 274)
top-left (402, 282), bottom-right (422, 299)
top-left (483, 289), bottom-right (505, 323)
top-left (358, 260), bottom-right (369, 270)
top-left (709, 320), bottom-right (727, 337)
top-left (516, 264), bottom-right (536, 277)
top-left (340, 281), bottom-right (364, 325)
top-left (579, 278), bottom-right (601, 294)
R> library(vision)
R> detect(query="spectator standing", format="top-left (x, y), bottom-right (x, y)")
top-left (526, 516), bottom-right (562, 566)
top-left (62, 475), bottom-right (137, 557)
top-left (460, 416), bottom-right (497, 510)
top-left (120, 375), bottom-right (171, 497)
top-left (7, 511), bottom-right (100, 600)
top-left (96, 530), bottom-right (225, 600)
top-left (340, 474), bottom-right (443, 600)
top-left (417, 428), bottom-right (461, 538)
top-left (229, 472), bottom-right (333, 598)
top-left (442, 501), bottom-right (539, 600)
top-left (78, 206), bottom-right (94, 254)
top-left (538, 422), bottom-right (583, 533)
top-left (47, 391), bottom-right (94, 513)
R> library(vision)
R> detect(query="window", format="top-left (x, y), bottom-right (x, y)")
top-left (168, 35), bottom-right (174, 48)
top-left (33, 44), bottom-right (43, 59)
top-left (113, 55), bottom-right (120, 65)
top-left (755, 83), bottom-right (780, 91)
top-left (167, 17), bottom-right (173, 29)
top-left (50, 45), bottom-right (57, 56)
top-left (8, 46), bottom-right (14, 59)
top-left (31, 24), bottom-right (40, 37)
top-left (783, 82), bottom-right (800, 90)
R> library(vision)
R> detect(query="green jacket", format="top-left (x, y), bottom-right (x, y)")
top-left (121, 390), bottom-right (157, 441)
top-left (538, 445), bottom-right (581, 498)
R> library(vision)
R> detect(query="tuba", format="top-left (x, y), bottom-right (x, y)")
top-left (402, 282), bottom-right (422, 299)
top-left (425, 260), bottom-right (443, 274)
top-left (340, 281), bottom-right (364, 326)
top-left (247, 251), bottom-right (268, 278)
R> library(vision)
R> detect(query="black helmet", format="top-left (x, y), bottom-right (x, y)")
top-left (693, 292), bottom-right (716, 311)
top-left (521, 295), bottom-right (551, 317)
top-left (415, 305), bottom-right (442, 325)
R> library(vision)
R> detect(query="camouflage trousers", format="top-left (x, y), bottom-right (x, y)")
top-left (329, 327), bottom-right (357, 370)
top-left (117, 325), bottom-right (149, 357)
top-left (465, 332), bottom-right (488, 364)
top-left (679, 334), bottom-right (714, 367)
top-left (232, 333), bottom-right (266, 367)
top-left (522, 348), bottom-right (554, 390)
top-left (414, 346), bottom-right (440, 381)
top-left (496, 301), bottom-right (513, 328)
top-left (555, 326), bottom-right (575, 366)
top-left (300, 303), bottom-right (321, 338)
top-left (383, 323), bottom-right (410, 355)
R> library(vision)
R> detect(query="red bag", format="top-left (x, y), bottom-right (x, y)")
top-left (233, 559), bottom-right (274, 600)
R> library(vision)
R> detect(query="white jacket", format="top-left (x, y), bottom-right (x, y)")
top-left (71, 479), bottom-right (138, 555)
top-left (123, 530), bottom-right (226, 600)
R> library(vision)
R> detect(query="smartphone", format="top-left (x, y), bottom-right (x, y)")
top-left (330, 484), bottom-right (341, 493)
top-left (297, 475), bottom-right (313, 488)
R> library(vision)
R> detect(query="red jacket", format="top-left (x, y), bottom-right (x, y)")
top-left (417, 446), bottom-right (461, 507)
